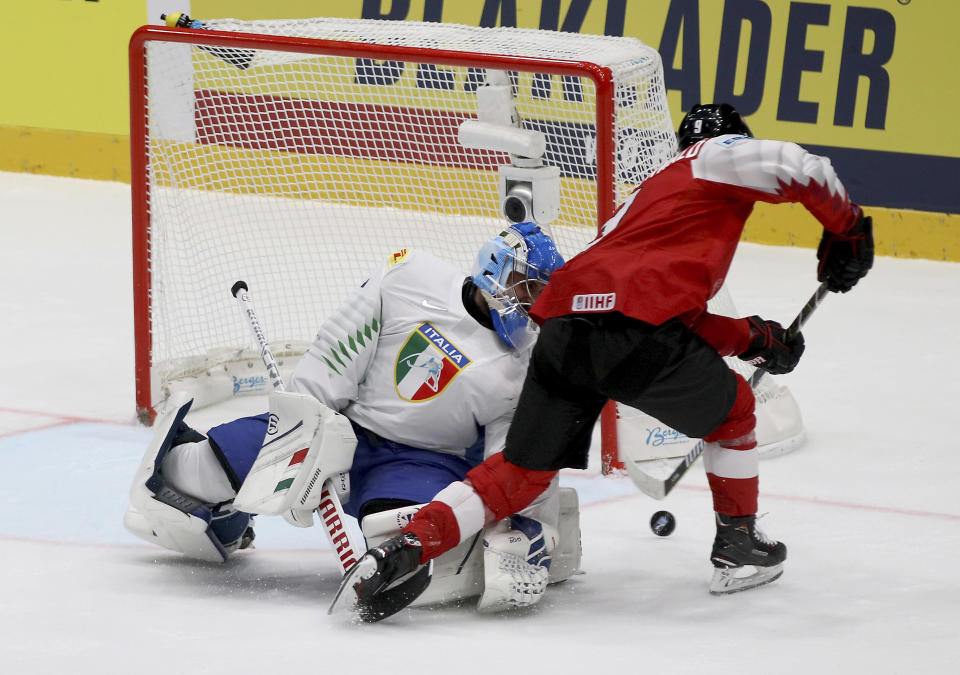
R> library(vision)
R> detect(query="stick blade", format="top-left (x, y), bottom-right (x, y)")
top-left (624, 457), bottom-right (670, 500)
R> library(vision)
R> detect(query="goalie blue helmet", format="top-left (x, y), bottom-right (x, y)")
top-left (471, 222), bottom-right (564, 349)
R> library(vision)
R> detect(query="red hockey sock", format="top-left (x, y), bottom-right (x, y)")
top-left (402, 501), bottom-right (461, 563)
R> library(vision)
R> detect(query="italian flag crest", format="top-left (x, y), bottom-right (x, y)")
top-left (395, 322), bottom-right (471, 401)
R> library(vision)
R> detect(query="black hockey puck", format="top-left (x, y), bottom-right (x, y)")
top-left (650, 510), bottom-right (676, 537)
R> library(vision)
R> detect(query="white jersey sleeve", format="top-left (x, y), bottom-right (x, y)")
top-left (288, 261), bottom-right (386, 410)
top-left (690, 135), bottom-right (858, 232)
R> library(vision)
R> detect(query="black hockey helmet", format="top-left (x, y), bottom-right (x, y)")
top-left (676, 103), bottom-right (753, 150)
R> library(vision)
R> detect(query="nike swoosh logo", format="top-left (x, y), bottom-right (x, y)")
top-left (421, 299), bottom-right (448, 311)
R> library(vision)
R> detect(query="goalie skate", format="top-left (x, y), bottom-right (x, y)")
top-left (709, 513), bottom-right (786, 595)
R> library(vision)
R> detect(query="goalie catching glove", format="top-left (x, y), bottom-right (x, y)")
top-left (817, 211), bottom-right (874, 293)
top-left (738, 316), bottom-right (805, 375)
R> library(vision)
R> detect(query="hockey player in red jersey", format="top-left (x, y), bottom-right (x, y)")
top-left (335, 103), bottom-right (875, 619)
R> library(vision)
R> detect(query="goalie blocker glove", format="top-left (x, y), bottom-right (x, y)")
top-left (738, 316), bottom-right (805, 375)
top-left (816, 211), bottom-right (874, 293)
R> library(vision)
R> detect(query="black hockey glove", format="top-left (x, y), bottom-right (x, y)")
top-left (816, 212), bottom-right (874, 293)
top-left (738, 316), bottom-right (805, 375)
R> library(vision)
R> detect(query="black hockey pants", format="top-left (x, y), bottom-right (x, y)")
top-left (504, 312), bottom-right (738, 471)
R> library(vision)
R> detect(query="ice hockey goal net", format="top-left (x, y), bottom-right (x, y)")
top-left (130, 17), bottom-right (674, 415)
top-left (130, 17), bottom-right (800, 470)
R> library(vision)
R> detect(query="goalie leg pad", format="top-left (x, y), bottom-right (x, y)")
top-left (161, 439), bottom-right (238, 505)
top-left (754, 383), bottom-right (805, 459)
top-left (123, 394), bottom-right (253, 563)
top-left (477, 515), bottom-right (554, 613)
top-left (549, 487), bottom-right (582, 583)
top-left (511, 480), bottom-right (581, 583)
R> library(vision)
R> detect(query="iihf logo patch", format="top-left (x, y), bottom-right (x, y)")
top-left (572, 293), bottom-right (616, 312)
top-left (394, 323), bottom-right (471, 401)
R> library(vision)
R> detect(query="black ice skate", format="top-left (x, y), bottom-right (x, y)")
top-left (328, 532), bottom-right (432, 622)
top-left (709, 513), bottom-right (786, 595)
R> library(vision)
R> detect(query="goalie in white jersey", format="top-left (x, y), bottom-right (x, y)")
top-left (124, 222), bottom-right (577, 613)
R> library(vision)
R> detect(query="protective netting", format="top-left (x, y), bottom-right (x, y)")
top-left (134, 17), bottom-right (678, 413)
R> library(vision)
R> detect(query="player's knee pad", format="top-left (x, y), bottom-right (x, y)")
top-left (123, 394), bottom-right (254, 563)
top-left (704, 373), bottom-right (757, 447)
top-left (477, 514), bottom-right (555, 613)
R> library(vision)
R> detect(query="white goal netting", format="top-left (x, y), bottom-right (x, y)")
top-left (132, 16), bottom-right (801, 464)
top-left (133, 17), bottom-right (676, 419)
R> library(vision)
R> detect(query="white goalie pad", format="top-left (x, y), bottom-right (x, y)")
top-left (124, 502), bottom-right (226, 563)
top-left (751, 382), bottom-right (806, 459)
top-left (360, 487), bottom-right (582, 609)
top-left (617, 379), bottom-right (805, 464)
top-left (124, 392), bottom-right (236, 563)
top-left (477, 515), bottom-right (555, 613)
top-left (232, 391), bottom-right (356, 524)
top-left (550, 485), bottom-right (582, 583)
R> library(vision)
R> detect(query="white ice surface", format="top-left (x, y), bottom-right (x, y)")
top-left (1, 171), bottom-right (958, 674)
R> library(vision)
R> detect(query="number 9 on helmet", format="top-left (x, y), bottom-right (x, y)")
top-left (676, 102), bottom-right (753, 150)
top-left (471, 222), bottom-right (564, 350)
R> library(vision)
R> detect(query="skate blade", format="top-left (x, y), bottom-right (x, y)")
top-left (709, 563), bottom-right (783, 595)
top-left (327, 556), bottom-right (377, 615)
top-left (356, 564), bottom-right (432, 623)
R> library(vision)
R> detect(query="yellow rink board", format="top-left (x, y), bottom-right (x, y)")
top-left (5, 124), bottom-right (953, 262)
top-left (0, 126), bottom-right (131, 183)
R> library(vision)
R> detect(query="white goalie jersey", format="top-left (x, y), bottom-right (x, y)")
top-left (289, 249), bottom-right (528, 461)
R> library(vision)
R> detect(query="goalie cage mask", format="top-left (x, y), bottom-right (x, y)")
top-left (677, 102), bottom-right (753, 150)
top-left (471, 222), bottom-right (564, 350)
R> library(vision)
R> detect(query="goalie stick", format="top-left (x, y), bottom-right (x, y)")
top-left (628, 282), bottom-right (829, 500)
top-left (230, 280), bottom-right (363, 574)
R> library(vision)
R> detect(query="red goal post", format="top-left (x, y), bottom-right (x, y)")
top-left (128, 17), bottom-right (678, 470)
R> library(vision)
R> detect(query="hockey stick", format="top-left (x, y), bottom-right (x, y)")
top-left (627, 282), bottom-right (830, 500)
top-left (231, 280), bottom-right (363, 573)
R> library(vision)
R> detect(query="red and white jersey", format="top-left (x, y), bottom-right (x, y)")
top-left (531, 135), bottom-right (860, 342)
